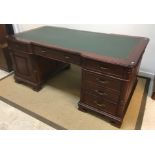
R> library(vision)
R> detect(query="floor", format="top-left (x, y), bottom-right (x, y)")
top-left (0, 100), bottom-right (54, 130)
top-left (141, 97), bottom-right (155, 129)
top-left (0, 69), bottom-right (155, 130)
top-left (0, 70), bottom-right (55, 130)
top-left (0, 70), bottom-right (10, 79)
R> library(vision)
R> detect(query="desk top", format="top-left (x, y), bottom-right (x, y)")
top-left (12, 26), bottom-right (149, 67)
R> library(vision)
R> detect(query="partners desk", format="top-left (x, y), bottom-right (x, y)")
top-left (7, 26), bottom-right (149, 127)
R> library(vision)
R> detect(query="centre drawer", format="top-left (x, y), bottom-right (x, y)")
top-left (82, 93), bottom-right (118, 115)
top-left (33, 45), bottom-right (81, 65)
top-left (82, 70), bottom-right (122, 92)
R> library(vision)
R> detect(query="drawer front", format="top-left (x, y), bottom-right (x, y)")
top-left (8, 40), bottom-right (31, 53)
top-left (83, 70), bottom-right (121, 92)
top-left (33, 45), bottom-right (81, 65)
top-left (83, 83), bottom-right (120, 103)
top-left (83, 59), bottom-right (124, 78)
top-left (82, 93), bottom-right (118, 115)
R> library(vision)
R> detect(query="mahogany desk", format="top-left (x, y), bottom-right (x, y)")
top-left (7, 26), bottom-right (149, 127)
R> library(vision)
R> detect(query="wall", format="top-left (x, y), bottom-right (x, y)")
top-left (15, 24), bottom-right (155, 77)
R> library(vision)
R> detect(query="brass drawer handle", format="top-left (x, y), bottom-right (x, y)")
top-left (100, 66), bottom-right (108, 70)
top-left (41, 50), bottom-right (47, 53)
top-left (65, 56), bottom-right (70, 59)
top-left (96, 78), bottom-right (108, 84)
top-left (94, 101), bottom-right (106, 107)
top-left (94, 90), bottom-right (107, 96)
top-left (99, 80), bottom-right (108, 84)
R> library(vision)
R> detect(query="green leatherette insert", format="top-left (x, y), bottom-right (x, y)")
top-left (15, 26), bottom-right (141, 59)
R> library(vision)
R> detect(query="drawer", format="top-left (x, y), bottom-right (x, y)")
top-left (83, 83), bottom-right (120, 103)
top-left (82, 93), bottom-right (118, 115)
top-left (8, 40), bottom-right (31, 53)
top-left (83, 59), bottom-right (124, 78)
top-left (33, 45), bottom-right (81, 65)
top-left (83, 70), bottom-right (122, 92)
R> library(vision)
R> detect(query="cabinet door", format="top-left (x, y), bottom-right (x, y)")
top-left (11, 51), bottom-right (37, 82)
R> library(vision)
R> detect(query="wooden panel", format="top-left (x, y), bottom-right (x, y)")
top-left (0, 24), bottom-right (7, 44)
top-left (11, 51), bottom-right (36, 82)
top-left (0, 24), bottom-right (13, 71)
top-left (0, 47), bottom-right (12, 72)
top-left (14, 54), bottom-right (30, 76)
top-left (0, 48), bottom-right (7, 68)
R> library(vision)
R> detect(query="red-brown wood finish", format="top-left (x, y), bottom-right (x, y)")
top-left (7, 31), bottom-right (149, 127)
top-left (0, 25), bottom-right (13, 71)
